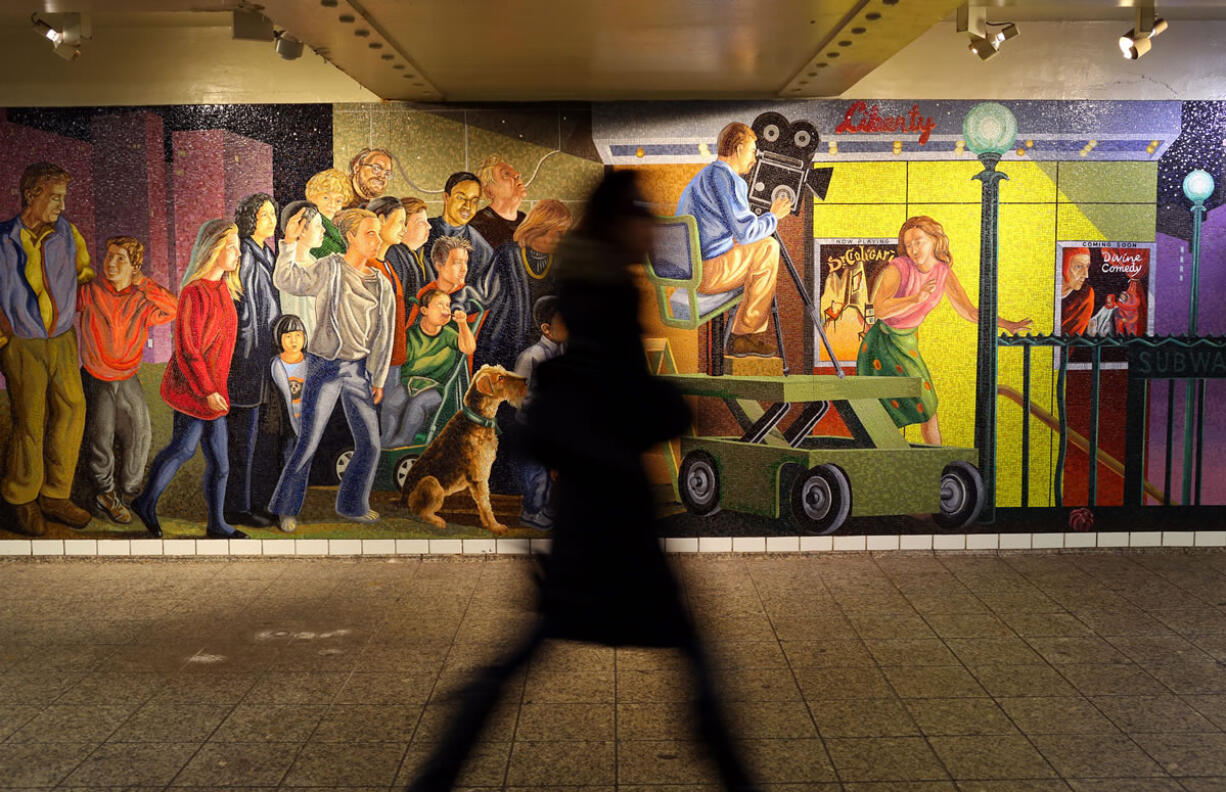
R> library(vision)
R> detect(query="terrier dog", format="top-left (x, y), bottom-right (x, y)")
top-left (399, 365), bottom-right (527, 534)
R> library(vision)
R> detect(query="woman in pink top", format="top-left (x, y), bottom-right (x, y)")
top-left (857, 216), bottom-right (1031, 445)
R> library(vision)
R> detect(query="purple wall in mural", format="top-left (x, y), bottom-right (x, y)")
top-left (1147, 212), bottom-right (1226, 505)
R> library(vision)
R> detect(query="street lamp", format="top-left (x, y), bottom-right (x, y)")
top-left (1180, 168), bottom-right (1213, 505)
top-left (963, 102), bottom-right (1017, 523)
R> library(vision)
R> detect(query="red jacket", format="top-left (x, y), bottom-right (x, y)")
top-left (77, 277), bottom-right (178, 381)
top-left (160, 278), bottom-right (237, 420)
top-left (371, 257), bottom-right (407, 367)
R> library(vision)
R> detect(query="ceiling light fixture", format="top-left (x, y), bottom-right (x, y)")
top-left (274, 31), bottom-right (304, 60)
top-left (30, 12), bottom-right (87, 60)
top-left (957, 4), bottom-right (1019, 61)
top-left (1120, 1), bottom-right (1166, 59)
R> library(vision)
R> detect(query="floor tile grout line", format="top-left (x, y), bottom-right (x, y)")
top-left (744, 556), bottom-right (845, 787)
top-left (967, 553), bottom-right (1190, 783)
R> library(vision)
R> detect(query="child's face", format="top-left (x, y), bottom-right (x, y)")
top-left (103, 245), bottom-right (137, 289)
top-left (281, 330), bottom-right (305, 356)
top-left (542, 313), bottom-right (567, 342)
top-left (423, 294), bottom-right (453, 325)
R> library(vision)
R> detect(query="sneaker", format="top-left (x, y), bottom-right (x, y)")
top-left (726, 333), bottom-right (776, 358)
top-left (94, 490), bottom-right (132, 524)
top-left (279, 515), bottom-right (297, 533)
top-left (519, 510), bottom-right (553, 530)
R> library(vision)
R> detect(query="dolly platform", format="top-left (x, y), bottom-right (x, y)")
top-left (664, 373), bottom-right (985, 534)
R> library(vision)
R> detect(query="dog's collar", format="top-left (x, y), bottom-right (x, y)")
top-left (461, 403), bottom-right (497, 430)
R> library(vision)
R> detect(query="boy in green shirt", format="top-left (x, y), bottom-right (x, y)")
top-left (385, 289), bottom-right (476, 447)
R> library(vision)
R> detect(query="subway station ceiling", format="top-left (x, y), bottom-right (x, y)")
top-left (5, 0), bottom-right (1226, 103)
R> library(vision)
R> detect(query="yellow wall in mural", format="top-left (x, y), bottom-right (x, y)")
top-left (814, 158), bottom-right (1157, 507)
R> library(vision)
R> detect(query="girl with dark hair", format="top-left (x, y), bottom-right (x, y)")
top-left (365, 196), bottom-right (412, 448)
top-left (131, 220), bottom-right (245, 540)
top-left (226, 192), bottom-right (282, 528)
top-left (857, 215), bottom-right (1032, 445)
top-left (262, 314), bottom-right (309, 491)
top-left (278, 200), bottom-right (324, 341)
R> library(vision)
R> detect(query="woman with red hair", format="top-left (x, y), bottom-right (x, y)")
top-left (857, 215), bottom-right (1032, 445)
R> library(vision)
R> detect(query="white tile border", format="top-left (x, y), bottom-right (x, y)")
top-left (765, 536), bottom-right (799, 553)
top-left (4, 531), bottom-right (1226, 557)
top-left (899, 534), bottom-right (933, 551)
top-left (731, 536), bottom-right (766, 553)
top-left (999, 533), bottom-right (1032, 550)
top-left (698, 537), bottom-right (732, 553)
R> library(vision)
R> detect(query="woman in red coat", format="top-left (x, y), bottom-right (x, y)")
top-left (131, 219), bottom-right (246, 539)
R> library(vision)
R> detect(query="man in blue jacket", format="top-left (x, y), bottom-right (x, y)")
top-left (676, 122), bottom-right (792, 358)
top-left (0, 163), bottom-right (95, 536)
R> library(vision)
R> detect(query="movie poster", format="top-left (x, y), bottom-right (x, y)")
top-left (814, 238), bottom-right (896, 366)
top-left (1055, 241), bottom-right (1155, 367)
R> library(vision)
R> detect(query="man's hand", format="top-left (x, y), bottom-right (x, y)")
top-left (770, 195), bottom-right (793, 219)
top-left (372, 386), bottom-right (384, 405)
top-left (206, 392), bottom-right (229, 413)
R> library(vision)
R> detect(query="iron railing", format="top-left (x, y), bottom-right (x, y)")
top-left (996, 334), bottom-right (1226, 508)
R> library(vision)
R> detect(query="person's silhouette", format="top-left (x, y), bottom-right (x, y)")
top-left (405, 171), bottom-right (758, 792)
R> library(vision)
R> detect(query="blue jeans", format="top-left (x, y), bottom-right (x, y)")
top-left (269, 354), bottom-right (379, 519)
top-left (138, 410), bottom-right (232, 536)
top-left (520, 460), bottom-right (552, 515)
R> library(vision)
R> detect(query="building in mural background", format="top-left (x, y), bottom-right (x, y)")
top-left (1, 98), bottom-right (1224, 542)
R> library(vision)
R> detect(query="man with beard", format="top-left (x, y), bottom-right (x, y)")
top-left (424, 171), bottom-right (494, 285)
top-left (345, 147), bottom-right (394, 208)
top-left (469, 154), bottom-right (527, 250)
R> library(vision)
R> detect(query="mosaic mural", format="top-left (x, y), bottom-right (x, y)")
top-left (0, 99), bottom-right (1222, 542)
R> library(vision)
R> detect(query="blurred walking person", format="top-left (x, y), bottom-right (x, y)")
top-left (404, 171), bottom-right (758, 792)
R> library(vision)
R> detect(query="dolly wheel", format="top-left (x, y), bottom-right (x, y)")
top-left (334, 448), bottom-right (354, 483)
top-left (933, 461), bottom-right (985, 529)
top-left (790, 464), bottom-right (851, 535)
top-left (394, 455), bottom-right (418, 490)
top-left (679, 451), bottom-right (721, 516)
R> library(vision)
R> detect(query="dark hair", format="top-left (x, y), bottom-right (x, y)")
top-left (235, 193), bottom-right (277, 238)
top-left (273, 314), bottom-right (307, 353)
top-left (365, 195), bottom-right (404, 219)
top-left (280, 200), bottom-right (319, 232)
top-left (532, 295), bottom-right (561, 329)
top-left (576, 170), bottom-right (652, 244)
top-left (444, 171), bottom-right (480, 195)
top-left (20, 162), bottom-right (70, 208)
top-left (418, 288), bottom-right (451, 311)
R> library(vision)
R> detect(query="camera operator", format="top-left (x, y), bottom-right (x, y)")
top-left (676, 121), bottom-right (791, 359)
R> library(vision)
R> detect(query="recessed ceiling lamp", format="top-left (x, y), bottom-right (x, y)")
top-left (30, 12), bottom-right (88, 60)
top-left (1120, 1), bottom-right (1167, 59)
top-left (957, 4), bottom-right (1018, 61)
top-left (274, 31), bottom-right (304, 60)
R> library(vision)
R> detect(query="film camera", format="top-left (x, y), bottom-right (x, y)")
top-left (746, 112), bottom-right (834, 216)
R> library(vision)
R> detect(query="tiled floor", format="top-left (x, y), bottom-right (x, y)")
top-left (2, 550), bottom-right (1226, 791)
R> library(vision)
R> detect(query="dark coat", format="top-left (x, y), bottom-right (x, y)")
top-left (473, 242), bottom-right (556, 371)
top-left (227, 236), bottom-right (282, 407)
top-left (515, 235), bottom-right (692, 647)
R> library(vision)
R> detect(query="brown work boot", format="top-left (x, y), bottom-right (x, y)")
top-left (726, 332), bottom-right (777, 358)
top-left (38, 496), bottom-right (92, 529)
top-left (94, 490), bottom-right (132, 525)
top-left (7, 501), bottom-right (47, 537)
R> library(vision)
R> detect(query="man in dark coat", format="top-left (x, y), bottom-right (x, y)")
top-left (225, 193), bottom-right (281, 527)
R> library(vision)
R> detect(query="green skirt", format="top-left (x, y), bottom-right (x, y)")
top-left (855, 321), bottom-right (938, 428)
